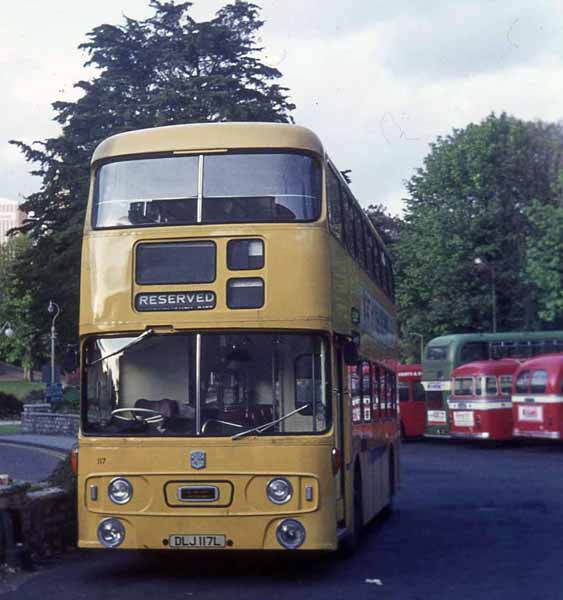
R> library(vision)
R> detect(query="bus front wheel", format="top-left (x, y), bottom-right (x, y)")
top-left (339, 467), bottom-right (363, 557)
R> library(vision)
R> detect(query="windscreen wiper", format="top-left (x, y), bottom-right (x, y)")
top-left (89, 329), bottom-right (154, 366)
top-left (232, 404), bottom-right (311, 441)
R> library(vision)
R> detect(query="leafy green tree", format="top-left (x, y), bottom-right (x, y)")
top-left (11, 0), bottom-right (295, 352)
top-left (365, 203), bottom-right (403, 248)
top-left (0, 235), bottom-right (43, 379)
top-left (397, 113), bottom-right (563, 345)
top-left (524, 200), bottom-right (563, 327)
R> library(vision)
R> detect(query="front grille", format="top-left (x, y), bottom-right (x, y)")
top-left (177, 486), bottom-right (219, 502)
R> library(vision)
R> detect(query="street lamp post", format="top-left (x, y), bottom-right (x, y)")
top-left (0, 322), bottom-right (15, 338)
top-left (47, 301), bottom-right (61, 386)
top-left (474, 258), bottom-right (497, 333)
top-left (412, 332), bottom-right (424, 362)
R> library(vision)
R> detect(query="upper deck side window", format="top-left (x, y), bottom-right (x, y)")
top-left (485, 376), bottom-right (497, 395)
top-left (326, 166), bottom-right (343, 240)
top-left (453, 377), bottom-right (474, 397)
top-left (460, 341), bottom-right (489, 363)
top-left (426, 345), bottom-right (448, 361)
top-left (92, 152), bottom-right (322, 228)
top-left (499, 375), bottom-right (513, 396)
top-left (530, 369), bottom-right (548, 394)
top-left (515, 370), bottom-right (530, 394)
top-left (325, 162), bottom-right (395, 302)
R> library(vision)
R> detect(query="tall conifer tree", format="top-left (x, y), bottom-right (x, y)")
top-left (10, 1), bottom-right (295, 354)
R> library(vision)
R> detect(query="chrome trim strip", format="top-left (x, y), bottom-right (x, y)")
top-left (196, 333), bottom-right (201, 435)
top-left (449, 431), bottom-right (490, 439)
top-left (177, 485), bottom-right (219, 502)
top-left (197, 155), bottom-right (204, 223)
top-left (512, 394), bottom-right (563, 405)
top-left (448, 401), bottom-right (512, 410)
top-left (513, 429), bottom-right (561, 439)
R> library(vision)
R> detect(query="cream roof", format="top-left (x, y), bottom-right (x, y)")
top-left (91, 122), bottom-right (324, 164)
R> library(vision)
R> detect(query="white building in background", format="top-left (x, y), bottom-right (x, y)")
top-left (0, 199), bottom-right (25, 245)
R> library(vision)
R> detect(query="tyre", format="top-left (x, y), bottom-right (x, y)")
top-left (338, 467), bottom-right (363, 557)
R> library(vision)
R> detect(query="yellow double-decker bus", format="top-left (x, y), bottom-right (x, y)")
top-left (77, 122), bottom-right (399, 552)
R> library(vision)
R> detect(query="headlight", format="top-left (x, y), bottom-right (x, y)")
top-left (266, 478), bottom-right (293, 505)
top-left (276, 519), bottom-right (306, 549)
top-left (97, 518), bottom-right (126, 548)
top-left (108, 477), bottom-right (133, 505)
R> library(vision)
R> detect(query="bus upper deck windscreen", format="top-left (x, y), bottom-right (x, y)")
top-left (93, 152), bottom-right (322, 228)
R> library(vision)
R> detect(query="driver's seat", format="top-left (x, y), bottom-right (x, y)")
top-left (135, 398), bottom-right (179, 418)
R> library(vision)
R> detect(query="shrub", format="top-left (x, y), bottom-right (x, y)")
top-left (52, 387), bottom-right (80, 414)
top-left (22, 389), bottom-right (45, 404)
top-left (0, 392), bottom-right (23, 419)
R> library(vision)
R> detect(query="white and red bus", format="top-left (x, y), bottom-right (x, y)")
top-left (512, 354), bottom-right (563, 440)
top-left (448, 359), bottom-right (520, 440)
top-left (397, 365), bottom-right (425, 438)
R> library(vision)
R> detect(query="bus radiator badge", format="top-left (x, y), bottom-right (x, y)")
top-left (191, 451), bottom-right (206, 470)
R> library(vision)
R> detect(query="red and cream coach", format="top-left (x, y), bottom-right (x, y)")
top-left (512, 354), bottom-right (563, 440)
top-left (448, 359), bottom-right (520, 441)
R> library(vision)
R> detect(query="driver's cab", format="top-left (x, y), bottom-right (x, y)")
top-left (83, 331), bottom-right (330, 437)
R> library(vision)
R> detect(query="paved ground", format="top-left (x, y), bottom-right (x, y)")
top-left (0, 444), bottom-right (64, 482)
top-left (1, 440), bottom-right (563, 599)
top-left (0, 435), bottom-right (76, 453)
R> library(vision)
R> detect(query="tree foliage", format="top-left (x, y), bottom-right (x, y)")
top-left (397, 113), bottom-right (563, 347)
top-left (524, 199), bottom-right (563, 326)
top-left (10, 0), bottom-right (295, 358)
top-left (0, 235), bottom-right (43, 378)
top-left (365, 203), bottom-right (403, 248)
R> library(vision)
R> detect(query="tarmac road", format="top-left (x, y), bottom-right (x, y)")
top-left (0, 443), bottom-right (64, 482)
top-left (2, 440), bottom-right (563, 599)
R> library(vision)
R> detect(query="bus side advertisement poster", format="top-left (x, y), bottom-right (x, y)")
top-left (361, 290), bottom-right (397, 349)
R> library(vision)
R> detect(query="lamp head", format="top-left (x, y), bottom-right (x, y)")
top-left (4, 325), bottom-right (14, 338)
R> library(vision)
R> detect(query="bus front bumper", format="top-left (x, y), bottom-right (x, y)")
top-left (78, 512), bottom-right (338, 551)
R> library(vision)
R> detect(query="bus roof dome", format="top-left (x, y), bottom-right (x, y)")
top-left (92, 122), bottom-right (325, 164)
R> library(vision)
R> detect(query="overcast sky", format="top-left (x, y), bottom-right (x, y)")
top-left (2, 0), bottom-right (563, 214)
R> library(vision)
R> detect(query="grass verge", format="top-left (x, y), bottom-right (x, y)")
top-left (0, 381), bottom-right (44, 401)
top-left (0, 423), bottom-right (21, 435)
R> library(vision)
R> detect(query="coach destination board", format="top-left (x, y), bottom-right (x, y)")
top-left (135, 291), bottom-right (216, 312)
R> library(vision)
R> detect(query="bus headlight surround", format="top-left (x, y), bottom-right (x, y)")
top-left (266, 478), bottom-right (293, 505)
top-left (97, 518), bottom-right (126, 548)
top-left (276, 519), bottom-right (306, 549)
top-left (108, 477), bottom-right (133, 505)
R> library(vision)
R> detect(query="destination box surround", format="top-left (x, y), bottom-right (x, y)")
top-left (135, 291), bottom-right (216, 312)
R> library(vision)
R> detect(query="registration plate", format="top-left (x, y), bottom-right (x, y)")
top-left (518, 405), bottom-right (543, 422)
top-left (169, 534), bottom-right (226, 548)
top-left (453, 411), bottom-right (474, 427)
top-left (428, 410), bottom-right (447, 424)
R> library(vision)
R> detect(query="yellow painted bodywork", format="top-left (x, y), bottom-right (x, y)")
top-left (78, 436), bottom-right (335, 550)
top-left (80, 225), bottom-right (331, 335)
top-left (78, 122), bottom-right (397, 551)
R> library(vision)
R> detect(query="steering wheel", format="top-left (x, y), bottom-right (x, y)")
top-left (111, 407), bottom-right (164, 424)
